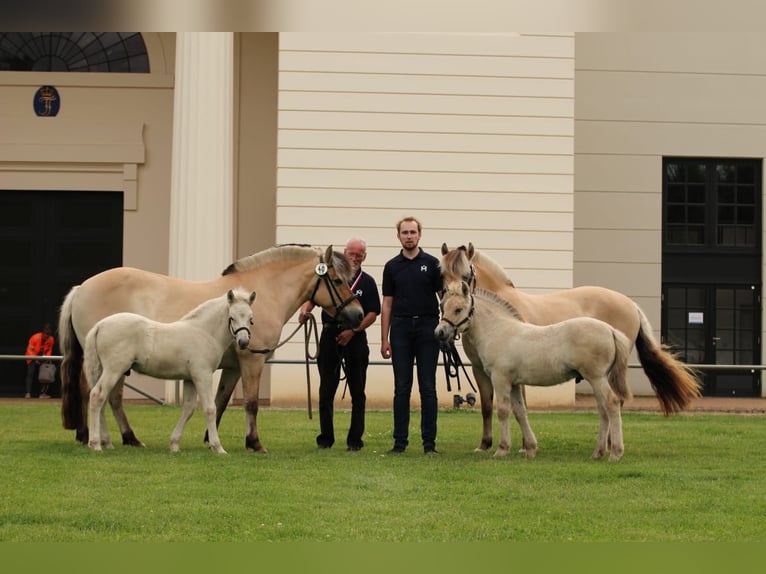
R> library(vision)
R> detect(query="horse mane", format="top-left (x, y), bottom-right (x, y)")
top-left (472, 251), bottom-right (515, 288)
top-left (474, 288), bottom-right (524, 321)
top-left (440, 245), bottom-right (515, 288)
top-left (221, 244), bottom-right (319, 275)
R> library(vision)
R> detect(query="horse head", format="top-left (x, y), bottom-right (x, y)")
top-left (227, 289), bottom-right (256, 349)
top-left (435, 280), bottom-right (474, 343)
top-left (309, 245), bottom-right (364, 329)
top-left (440, 242), bottom-right (476, 289)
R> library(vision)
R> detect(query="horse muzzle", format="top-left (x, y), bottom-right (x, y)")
top-left (232, 326), bottom-right (251, 350)
top-left (338, 303), bottom-right (363, 330)
top-left (434, 321), bottom-right (454, 343)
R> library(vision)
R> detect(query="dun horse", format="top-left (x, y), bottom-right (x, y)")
top-left (85, 289), bottom-right (256, 454)
top-left (59, 244), bottom-right (363, 451)
top-left (436, 281), bottom-right (632, 461)
top-left (440, 243), bottom-right (702, 452)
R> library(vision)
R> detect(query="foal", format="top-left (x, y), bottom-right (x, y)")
top-left (84, 289), bottom-right (256, 454)
top-left (435, 281), bottom-right (632, 461)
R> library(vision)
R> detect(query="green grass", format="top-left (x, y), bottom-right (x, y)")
top-left (1, 402), bottom-right (765, 542)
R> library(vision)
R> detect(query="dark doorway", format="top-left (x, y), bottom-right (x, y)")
top-left (0, 190), bottom-right (123, 397)
top-left (662, 158), bottom-right (762, 397)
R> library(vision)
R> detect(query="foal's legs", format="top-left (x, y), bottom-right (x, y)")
top-left (493, 377), bottom-right (514, 458)
top-left (198, 376), bottom-right (226, 454)
top-left (88, 373), bottom-right (117, 451)
top-left (169, 380), bottom-right (195, 452)
top-left (511, 385), bottom-right (537, 458)
top-left (590, 377), bottom-right (624, 461)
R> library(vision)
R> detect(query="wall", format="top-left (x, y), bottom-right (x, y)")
top-left (574, 33), bottom-right (766, 396)
top-left (268, 33), bottom-right (575, 408)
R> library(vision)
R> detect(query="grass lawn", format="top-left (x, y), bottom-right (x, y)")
top-left (1, 402), bottom-right (765, 542)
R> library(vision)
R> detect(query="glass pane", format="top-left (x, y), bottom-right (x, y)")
top-left (687, 288), bottom-right (705, 307)
top-left (688, 185), bottom-right (706, 203)
top-left (689, 164), bottom-right (707, 183)
top-left (738, 165), bottom-right (754, 184)
top-left (718, 205), bottom-right (735, 224)
top-left (687, 226), bottom-right (705, 244)
top-left (716, 309), bottom-right (734, 328)
top-left (717, 185), bottom-right (735, 203)
top-left (738, 206), bottom-right (754, 224)
top-left (665, 163), bottom-right (682, 182)
top-left (668, 184), bottom-right (686, 203)
top-left (667, 205), bottom-right (685, 223)
top-left (718, 289), bottom-right (734, 306)
top-left (738, 186), bottom-right (755, 204)
top-left (716, 164), bottom-right (735, 182)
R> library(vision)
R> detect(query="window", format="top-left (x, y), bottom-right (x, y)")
top-left (664, 158), bottom-right (760, 251)
top-left (0, 32), bottom-right (148, 73)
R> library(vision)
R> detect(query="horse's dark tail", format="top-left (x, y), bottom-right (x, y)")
top-left (607, 328), bottom-right (632, 401)
top-left (59, 286), bottom-right (86, 433)
top-left (635, 306), bottom-right (702, 416)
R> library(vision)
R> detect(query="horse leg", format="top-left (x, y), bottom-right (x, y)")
top-left (511, 384), bottom-right (537, 458)
top-left (471, 365), bottom-right (494, 452)
top-left (208, 366), bottom-right (240, 443)
top-left (76, 370), bottom-right (90, 444)
top-left (493, 377), bottom-right (513, 458)
top-left (88, 374), bottom-right (115, 451)
top-left (107, 376), bottom-right (145, 447)
top-left (197, 377), bottom-right (227, 455)
top-left (590, 378), bottom-right (624, 461)
top-left (170, 380), bottom-right (198, 453)
top-left (241, 356), bottom-right (268, 453)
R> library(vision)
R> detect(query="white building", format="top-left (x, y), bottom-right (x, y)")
top-left (1, 32), bottom-right (762, 406)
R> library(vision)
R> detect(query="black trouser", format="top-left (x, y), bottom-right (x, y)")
top-left (316, 323), bottom-right (369, 449)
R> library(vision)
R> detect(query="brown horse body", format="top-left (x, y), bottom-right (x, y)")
top-left (59, 244), bottom-right (363, 452)
top-left (440, 243), bottom-right (702, 453)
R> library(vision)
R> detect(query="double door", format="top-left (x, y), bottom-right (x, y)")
top-left (663, 285), bottom-right (760, 396)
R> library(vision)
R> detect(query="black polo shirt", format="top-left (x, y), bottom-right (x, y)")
top-left (382, 248), bottom-right (441, 317)
top-left (321, 269), bottom-right (381, 324)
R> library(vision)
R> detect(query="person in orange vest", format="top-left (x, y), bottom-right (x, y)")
top-left (25, 323), bottom-right (55, 398)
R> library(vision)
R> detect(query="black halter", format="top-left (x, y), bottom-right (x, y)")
top-left (440, 293), bottom-right (475, 338)
top-left (228, 317), bottom-right (251, 339)
top-left (309, 253), bottom-right (358, 316)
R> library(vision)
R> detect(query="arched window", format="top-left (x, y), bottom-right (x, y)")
top-left (0, 32), bottom-right (149, 73)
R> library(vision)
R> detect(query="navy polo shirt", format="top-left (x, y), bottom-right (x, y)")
top-left (382, 248), bottom-right (441, 317)
top-left (321, 269), bottom-right (381, 324)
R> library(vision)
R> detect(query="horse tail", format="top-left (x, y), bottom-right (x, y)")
top-left (607, 328), bottom-right (632, 401)
top-left (82, 324), bottom-right (103, 394)
top-left (59, 286), bottom-right (84, 430)
top-left (634, 305), bottom-right (703, 416)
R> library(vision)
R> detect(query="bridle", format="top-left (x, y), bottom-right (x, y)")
top-left (439, 293), bottom-right (475, 340)
top-left (228, 317), bottom-right (251, 340)
top-left (246, 252), bottom-right (356, 356)
top-left (308, 253), bottom-right (358, 317)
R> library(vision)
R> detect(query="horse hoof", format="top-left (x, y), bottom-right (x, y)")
top-left (88, 443), bottom-right (102, 452)
top-left (473, 446), bottom-right (489, 453)
top-left (493, 449), bottom-right (510, 458)
top-left (522, 449), bottom-right (537, 459)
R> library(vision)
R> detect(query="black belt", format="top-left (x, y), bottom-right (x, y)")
top-left (393, 315), bottom-right (436, 319)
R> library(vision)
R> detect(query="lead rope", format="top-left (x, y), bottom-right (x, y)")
top-left (440, 339), bottom-right (477, 394)
top-left (303, 313), bottom-right (319, 419)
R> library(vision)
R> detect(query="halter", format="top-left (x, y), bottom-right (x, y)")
top-left (228, 317), bottom-right (251, 339)
top-left (308, 253), bottom-right (358, 316)
top-left (440, 293), bottom-right (475, 339)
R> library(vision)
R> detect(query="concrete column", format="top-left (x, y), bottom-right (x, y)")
top-left (169, 32), bottom-right (234, 281)
top-left (167, 32), bottom-right (234, 403)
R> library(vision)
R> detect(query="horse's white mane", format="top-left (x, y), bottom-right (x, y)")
top-left (222, 244), bottom-right (320, 275)
top-left (441, 245), bottom-right (514, 287)
top-left (473, 288), bottom-right (524, 321)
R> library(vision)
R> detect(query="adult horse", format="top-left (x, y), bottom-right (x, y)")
top-left (59, 244), bottom-right (363, 452)
top-left (439, 243), bottom-right (701, 452)
top-left (436, 281), bottom-right (632, 461)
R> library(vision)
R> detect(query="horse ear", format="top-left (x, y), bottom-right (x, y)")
top-left (462, 281), bottom-right (469, 296)
top-left (468, 243), bottom-right (475, 258)
top-left (249, 291), bottom-right (257, 304)
top-left (324, 245), bottom-right (334, 265)
top-left (441, 243), bottom-right (449, 255)
top-left (227, 289), bottom-right (234, 302)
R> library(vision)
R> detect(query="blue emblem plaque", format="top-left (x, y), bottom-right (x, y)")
top-left (34, 85), bottom-right (60, 117)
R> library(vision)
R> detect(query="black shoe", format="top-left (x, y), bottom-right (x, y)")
top-left (424, 447), bottom-right (440, 454)
top-left (347, 445), bottom-right (362, 452)
top-left (388, 446), bottom-right (405, 454)
top-left (317, 443), bottom-right (332, 449)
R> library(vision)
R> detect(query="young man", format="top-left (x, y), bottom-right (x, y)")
top-left (300, 238), bottom-right (381, 451)
top-left (380, 217), bottom-right (443, 454)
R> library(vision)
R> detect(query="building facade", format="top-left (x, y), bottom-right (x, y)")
top-left (0, 32), bottom-right (762, 406)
